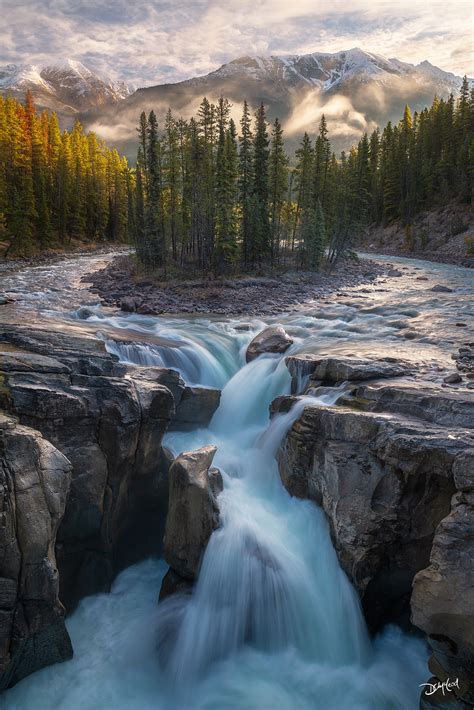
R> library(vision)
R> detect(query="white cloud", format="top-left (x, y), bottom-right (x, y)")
top-left (0, 0), bottom-right (472, 84)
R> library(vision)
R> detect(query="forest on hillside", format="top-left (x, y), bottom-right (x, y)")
top-left (1, 79), bottom-right (472, 273)
top-left (0, 92), bottom-right (133, 256)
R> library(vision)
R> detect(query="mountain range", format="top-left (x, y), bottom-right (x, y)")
top-left (0, 59), bottom-right (133, 114)
top-left (0, 49), bottom-right (468, 157)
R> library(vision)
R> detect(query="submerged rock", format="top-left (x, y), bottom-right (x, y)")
top-left (430, 284), bottom-right (453, 293)
top-left (246, 326), bottom-right (293, 362)
top-left (162, 446), bottom-right (223, 585)
top-left (0, 415), bottom-right (73, 690)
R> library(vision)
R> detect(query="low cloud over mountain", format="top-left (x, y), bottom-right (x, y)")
top-left (1, 49), bottom-right (468, 157)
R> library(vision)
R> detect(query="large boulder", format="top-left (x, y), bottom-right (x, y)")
top-left (276, 387), bottom-right (474, 632)
top-left (0, 326), bottom-right (176, 609)
top-left (246, 326), bottom-right (293, 362)
top-left (0, 414), bottom-right (73, 690)
top-left (162, 446), bottom-right (222, 591)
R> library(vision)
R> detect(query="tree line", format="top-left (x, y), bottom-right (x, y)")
top-left (1, 80), bottom-right (472, 268)
top-left (0, 92), bottom-right (134, 255)
top-left (135, 79), bottom-right (473, 274)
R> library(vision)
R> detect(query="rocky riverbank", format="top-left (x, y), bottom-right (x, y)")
top-left (0, 244), bottom-right (129, 278)
top-left (360, 202), bottom-right (474, 269)
top-left (85, 254), bottom-right (387, 316)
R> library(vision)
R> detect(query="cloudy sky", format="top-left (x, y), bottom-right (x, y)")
top-left (1, 0), bottom-right (472, 85)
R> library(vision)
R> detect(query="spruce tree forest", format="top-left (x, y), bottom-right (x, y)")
top-left (1, 80), bottom-right (472, 275)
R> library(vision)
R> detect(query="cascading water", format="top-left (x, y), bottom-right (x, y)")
top-left (7, 252), bottom-right (468, 709)
top-left (158, 363), bottom-right (371, 694)
top-left (4, 332), bottom-right (428, 710)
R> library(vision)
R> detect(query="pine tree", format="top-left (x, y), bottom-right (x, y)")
top-left (250, 103), bottom-right (271, 266)
top-left (293, 133), bottom-right (314, 253)
top-left (238, 100), bottom-right (253, 268)
top-left (214, 120), bottom-right (239, 273)
top-left (145, 110), bottom-right (166, 268)
top-left (313, 114), bottom-right (331, 209)
top-left (268, 117), bottom-right (288, 263)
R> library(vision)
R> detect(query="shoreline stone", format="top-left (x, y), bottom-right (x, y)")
top-left (85, 254), bottom-right (387, 317)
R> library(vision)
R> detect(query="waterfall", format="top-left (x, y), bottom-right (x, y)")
top-left (4, 315), bottom-right (429, 710)
top-left (160, 359), bottom-right (371, 690)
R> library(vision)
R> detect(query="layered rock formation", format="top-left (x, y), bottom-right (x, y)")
top-left (276, 356), bottom-right (474, 706)
top-left (0, 326), bottom-right (175, 609)
top-left (412, 454), bottom-right (474, 708)
top-left (285, 354), bottom-right (411, 393)
top-left (160, 446), bottom-right (222, 598)
top-left (0, 414), bottom-right (72, 690)
top-left (0, 324), bottom-right (221, 688)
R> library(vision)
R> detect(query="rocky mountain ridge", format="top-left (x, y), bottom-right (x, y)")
top-left (0, 59), bottom-right (133, 115)
top-left (1, 49), bottom-right (467, 156)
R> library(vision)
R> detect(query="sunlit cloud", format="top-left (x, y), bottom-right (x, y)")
top-left (1, 0), bottom-right (472, 85)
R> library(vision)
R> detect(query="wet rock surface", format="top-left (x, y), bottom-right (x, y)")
top-left (169, 386), bottom-right (221, 431)
top-left (0, 325), bottom-right (176, 609)
top-left (246, 325), bottom-right (293, 362)
top-left (85, 254), bottom-right (386, 316)
top-left (340, 382), bottom-right (474, 428)
top-left (0, 415), bottom-right (73, 690)
top-left (161, 446), bottom-right (223, 593)
top-left (286, 354), bottom-right (410, 393)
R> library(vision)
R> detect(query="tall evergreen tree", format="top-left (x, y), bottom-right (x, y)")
top-left (238, 100), bottom-right (253, 267)
top-left (250, 103), bottom-right (271, 266)
top-left (268, 117), bottom-right (288, 263)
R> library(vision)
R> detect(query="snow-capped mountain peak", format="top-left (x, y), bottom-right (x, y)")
top-left (0, 59), bottom-right (133, 113)
top-left (207, 48), bottom-right (463, 95)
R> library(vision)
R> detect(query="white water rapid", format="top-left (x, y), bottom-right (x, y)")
top-left (4, 252), bottom-right (470, 709)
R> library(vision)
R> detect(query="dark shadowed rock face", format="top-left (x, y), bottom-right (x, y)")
top-left (0, 326), bottom-right (175, 609)
top-left (246, 326), bottom-right (293, 362)
top-left (277, 402), bottom-right (469, 629)
top-left (169, 386), bottom-right (221, 431)
top-left (412, 452), bottom-right (474, 707)
top-left (162, 446), bottom-right (222, 593)
top-left (0, 415), bottom-right (73, 690)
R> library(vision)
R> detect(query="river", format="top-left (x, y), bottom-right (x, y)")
top-left (2, 253), bottom-right (473, 710)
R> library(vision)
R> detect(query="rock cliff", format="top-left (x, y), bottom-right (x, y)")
top-left (0, 324), bottom-right (220, 688)
top-left (0, 414), bottom-right (72, 690)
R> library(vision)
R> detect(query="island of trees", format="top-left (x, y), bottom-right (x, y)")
top-left (0, 78), bottom-right (472, 274)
